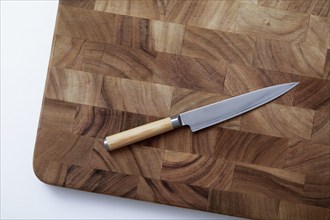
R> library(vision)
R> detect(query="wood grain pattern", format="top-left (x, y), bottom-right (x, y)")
top-left (52, 35), bottom-right (85, 69)
top-left (181, 26), bottom-right (256, 66)
top-left (34, 128), bottom-right (94, 167)
top-left (33, 161), bottom-right (68, 186)
top-left (39, 98), bottom-right (77, 131)
top-left (208, 190), bottom-right (280, 219)
top-left (91, 140), bottom-right (164, 179)
top-left (94, 0), bottom-right (166, 21)
top-left (240, 103), bottom-right (315, 140)
top-left (154, 53), bottom-right (227, 93)
top-left (60, 0), bottom-right (96, 10)
top-left (284, 140), bottom-right (330, 176)
top-left (230, 163), bottom-right (305, 202)
top-left (278, 201), bottom-right (330, 220)
top-left (73, 104), bottom-right (160, 138)
top-left (170, 87), bottom-right (228, 115)
top-left (136, 177), bottom-right (209, 211)
top-left (324, 49), bottom-right (330, 79)
top-left (311, 110), bottom-right (330, 146)
top-left (45, 68), bottom-right (103, 106)
top-left (306, 15), bottom-right (330, 49)
top-left (151, 20), bottom-right (185, 54)
top-left (290, 42), bottom-right (327, 78)
top-left (214, 128), bottom-right (289, 168)
top-left (253, 38), bottom-right (294, 73)
top-left (83, 44), bottom-right (157, 81)
top-left (100, 75), bottom-right (173, 117)
top-left (34, 1), bottom-right (330, 218)
top-left (236, 3), bottom-right (309, 43)
top-left (167, 0), bottom-right (245, 31)
top-left (293, 77), bottom-right (330, 111)
top-left (65, 164), bottom-right (138, 198)
top-left (161, 150), bottom-right (235, 190)
top-left (258, 0), bottom-right (330, 17)
top-left (57, 5), bottom-right (152, 48)
top-left (302, 174), bottom-right (330, 208)
top-left (253, 38), bottom-right (327, 79)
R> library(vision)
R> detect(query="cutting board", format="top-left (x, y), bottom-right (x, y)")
top-left (33, 0), bottom-right (330, 219)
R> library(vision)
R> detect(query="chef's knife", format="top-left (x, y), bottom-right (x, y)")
top-left (103, 82), bottom-right (298, 151)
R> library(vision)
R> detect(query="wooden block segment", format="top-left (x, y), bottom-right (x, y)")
top-left (170, 87), bottom-right (229, 116)
top-left (236, 3), bottom-right (309, 43)
top-left (324, 49), bottom-right (330, 79)
top-left (311, 110), bottom-right (330, 146)
top-left (60, 0), bottom-right (96, 10)
top-left (57, 5), bottom-right (188, 53)
top-left (162, 127), bottom-right (193, 154)
top-left (34, 128), bottom-right (94, 167)
top-left (290, 42), bottom-right (327, 79)
top-left (94, 0), bottom-right (258, 32)
top-left (136, 177), bottom-right (209, 211)
top-left (33, 160), bottom-right (68, 186)
top-left (154, 53), bottom-right (226, 93)
top-left (278, 201), bottom-right (330, 220)
top-left (100, 75), bottom-right (173, 117)
top-left (46, 68), bottom-right (173, 117)
top-left (151, 20), bottom-right (185, 54)
top-left (161, 150), bottom-right (235, 190)
top-left (302, 174), bottom-right (330, 208)
top-left (45, 68), bottom-right (103, 106)
top-left (52, 35), bottom-right (85, 69)
top-left (73, 104), bottom-right (160, 139)
top-left (191, 127), bottom-right (219, 156)
top-left (230, 163), bottom-right (305, 203)
top-left (183, 1), bottom-right (239, 32)
top-left (240, 103), bottom-right (315, 140)
top-left (39, 98), bottom-right (77, 131)
top-left (34, 160), bottom-right (138, 199)
top-left (57, 5), bottom-right (153, 49)
top-left (293, 77), bottom-right (330, 111)
top-left (258, 0), bottom-right (330, 17)
top-left (208, 190), bottom-right (280, 219)
top-left (306, 15), bottom-right (330, 49)
top-left (284, 140), bottom-right (330, 176)
top-left (82, 43), bottom-right (157, 81)
top-left (181, 26), bottom-right (256, 66)
top-left (56, 5), bottom-right (116, 44)
top-left (214, 128), bottom-right (289, 168)
top-left (253, 38), bottom-right (294, 74)
top-left (65, 164), bottom-right (138, 198)
top-left (253, 38), bottom-right (327, 79)
top-left (94, 0), bottom-right (166, 21)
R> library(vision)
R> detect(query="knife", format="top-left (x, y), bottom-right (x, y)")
top-left (103, 82), bottom-right (298, 151)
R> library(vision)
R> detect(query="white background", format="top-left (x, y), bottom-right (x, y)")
top-left (1, 1), bottom-right (242, 219)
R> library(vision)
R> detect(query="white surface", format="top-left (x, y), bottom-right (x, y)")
top-left (0, 1), bottom-right (241, 219)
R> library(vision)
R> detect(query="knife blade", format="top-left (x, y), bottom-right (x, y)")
top-left (103, 82), bottom-right (299, 151)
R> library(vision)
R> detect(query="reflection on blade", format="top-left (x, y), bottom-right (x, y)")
top-left (180, 82), bottom-right (299, 132)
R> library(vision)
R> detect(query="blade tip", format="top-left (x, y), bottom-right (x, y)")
top-left (291, 82), bottom-right (300, 87)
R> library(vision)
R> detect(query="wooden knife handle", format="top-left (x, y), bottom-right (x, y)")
top-left (103, 117), bottom-right (175, 151)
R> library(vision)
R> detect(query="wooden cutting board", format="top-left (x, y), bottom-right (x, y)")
top-left (33, 0), bottom-right (330, 219)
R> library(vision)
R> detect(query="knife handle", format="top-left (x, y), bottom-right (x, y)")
top-left (103, 116), bottom-right (181, 151)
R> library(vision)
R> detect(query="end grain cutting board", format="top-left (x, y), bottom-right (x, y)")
top-left (33, 0), bottom-right (330, 219)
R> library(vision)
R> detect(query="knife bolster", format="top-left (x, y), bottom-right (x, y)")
top-left (104, 117), bottom-right (176, 151)
top-left (170, 115), bottom-right (182, 128)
